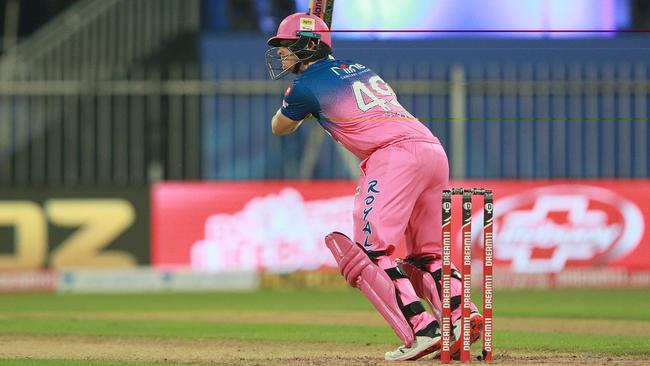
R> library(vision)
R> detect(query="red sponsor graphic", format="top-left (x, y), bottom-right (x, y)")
top-left (462, 182), bottom-right (648, 273)
top-left (284, 85), bottom-right (292, 96)
top-left (152, 182), bottom-right (355, 271)
top-left (152, 180), bottom-right (650, 273)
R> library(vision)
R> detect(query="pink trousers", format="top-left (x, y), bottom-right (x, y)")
top-left (353, 141), bottom-right (448, 258)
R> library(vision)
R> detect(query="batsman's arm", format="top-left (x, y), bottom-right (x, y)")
top-left (274, 81), bottom-right (317, 135)
top-left (271, 109), bottom-right (303, 135)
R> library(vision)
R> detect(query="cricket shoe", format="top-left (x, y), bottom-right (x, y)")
top-left (449, 311), bottom-right (484, 360)
top-left (384, 321), bottom-right (442, 361)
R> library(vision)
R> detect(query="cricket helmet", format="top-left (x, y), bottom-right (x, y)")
top-left (267, 12), bottom-right (332, 48)
top-left (265, 13), bottom-right (333, 80)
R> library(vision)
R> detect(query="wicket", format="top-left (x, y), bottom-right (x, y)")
top-left (441, 188), bottom-right (493, 363)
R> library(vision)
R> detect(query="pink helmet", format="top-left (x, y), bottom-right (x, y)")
top-left (267, 13), bottom-right (332, 48)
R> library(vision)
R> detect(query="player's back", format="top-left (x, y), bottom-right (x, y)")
top-left (284, 57), bottom-right (440, 160)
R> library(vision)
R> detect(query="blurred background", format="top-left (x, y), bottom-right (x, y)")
top-left (0, 0), bottom-right (649, 292)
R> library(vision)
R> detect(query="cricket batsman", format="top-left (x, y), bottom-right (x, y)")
top-left (266, 12), bottom-right (483, 361)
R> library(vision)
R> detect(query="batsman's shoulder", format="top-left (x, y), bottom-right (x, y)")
top-left (283, 77), bottom-right (318, 108)
top-left (285, 76), bottom-right (308, 96)
top-left (291, 72), bottom-right (322, 95)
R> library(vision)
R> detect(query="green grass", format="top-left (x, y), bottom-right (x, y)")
top-left (0, 288), bottom-right (649, 365)
top-left (3, 288), bottom-right (648, 319)
top-left (494, 289), bottom-right (650, 320)
top-left (0, 318), bottom-right (392, 344)
top-left (0, 289), bottom-right (372, 313)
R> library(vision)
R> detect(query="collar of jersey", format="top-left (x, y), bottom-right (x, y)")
top-left (304, 56), bottom-right (335, 74)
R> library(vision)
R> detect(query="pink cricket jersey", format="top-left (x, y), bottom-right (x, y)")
top-left (281, 57), bottom-right (440, 160)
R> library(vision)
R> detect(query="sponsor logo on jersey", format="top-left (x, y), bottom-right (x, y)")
top-left (284, 85), bottom-right (292, 96)
top-left (330, 63), bottom-right (367, 76)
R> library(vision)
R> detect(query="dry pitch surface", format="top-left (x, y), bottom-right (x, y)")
top-left (2, 334), bottom-right (647, 366)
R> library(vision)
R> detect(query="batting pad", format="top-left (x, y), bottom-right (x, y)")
top-left (325, 231), bottom-right (415, 347)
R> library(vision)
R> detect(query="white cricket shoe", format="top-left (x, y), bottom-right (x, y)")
top-left (384, 321), bottom-right (442, 361)
top-left (384, 335), bottom-right (442, 361)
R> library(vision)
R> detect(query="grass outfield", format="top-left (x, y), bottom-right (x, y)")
top-left (0, 288), bottom-right (649, 365)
